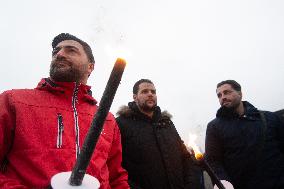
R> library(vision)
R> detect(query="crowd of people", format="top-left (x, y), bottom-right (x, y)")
top-left (0, 33), bottom-right (283, 189)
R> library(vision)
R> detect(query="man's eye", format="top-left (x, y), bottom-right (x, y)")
top-left (224, 91), bottom-right (232, 95)
top-left (52, 47), bottom-right (62, 56)
top-left (68, 48), bottom-right (77, 54)
top-left (52, 49), bottom-right (59, 56)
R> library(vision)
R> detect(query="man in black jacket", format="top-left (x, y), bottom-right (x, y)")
top-left (116, 79), bottom-right (202, 189)
top-left (205, 80), bottom-right (284, 189)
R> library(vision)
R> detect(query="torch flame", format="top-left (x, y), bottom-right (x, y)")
top-left (187, 133), bottom-right (203, 161)
top-left (115, 57), bottom-right (127, 66)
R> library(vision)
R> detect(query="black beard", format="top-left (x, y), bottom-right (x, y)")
top-left (221, 105), bottom-right (236, 113)
top-left (49, 60), bottom-right (83, 82)
top-left (218, 106), bottom-right (239, 118)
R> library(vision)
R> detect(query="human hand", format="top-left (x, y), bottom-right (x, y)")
top-left (213, 180), bottom-right (234, 189)
top-left (186, 145), bottom-right (195, 155)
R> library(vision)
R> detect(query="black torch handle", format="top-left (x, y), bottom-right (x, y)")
top-left (202, 159), bottom-right (226, 189)
top-left (69, 58), bottom-right (126, 186)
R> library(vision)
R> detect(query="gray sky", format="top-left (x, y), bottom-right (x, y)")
top-left (1, 0), bottom-right (284, 149)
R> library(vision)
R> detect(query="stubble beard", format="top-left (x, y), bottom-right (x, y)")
top-left (49, 60), bottom-right (83, 83)
top-left (222, 100), bottom-right (241, 113)
top-left (138, 100), bottom-right (157, 113)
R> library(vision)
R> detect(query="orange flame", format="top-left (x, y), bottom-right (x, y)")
top-left (115, 58), bottom-right (127, 65)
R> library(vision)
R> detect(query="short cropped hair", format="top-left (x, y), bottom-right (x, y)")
top-left (217, 80), bottom-right (242, 92)
top-left (52, 33), bottom-right (95, 63)
top-left (133, 79), bottom-right (154, 94)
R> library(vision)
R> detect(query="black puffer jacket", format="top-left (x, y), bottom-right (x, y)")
top-left (116, 102), bottom-right (202, 189)
top-left (205, 101), bottom-right (284, 189)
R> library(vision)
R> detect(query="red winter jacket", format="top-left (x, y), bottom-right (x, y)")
top-left (0, 78), bottom-right (129, 189)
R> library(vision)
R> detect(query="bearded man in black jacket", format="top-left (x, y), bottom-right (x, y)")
top-left (205, 80), bottom-right (284, 189)
top-left (116, 79), bottom-right (202, 189)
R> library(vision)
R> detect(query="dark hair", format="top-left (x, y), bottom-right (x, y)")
top-left (217, 80), bottom-right (242, 91)
top-left (133, 79), bottom-right (154, 94)
top-left (52, 33), bottom-right (95, 63)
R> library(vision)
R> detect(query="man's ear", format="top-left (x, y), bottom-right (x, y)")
top-left (133, 94), bottom-right (137, 102)
top-left (87, 63), bottom-right (94, 77)
top-left (238, 91), bottom-right (242, 99)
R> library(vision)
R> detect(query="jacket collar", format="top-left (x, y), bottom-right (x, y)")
top-left (36, 78), bottom-right (97, 104)
top-left (216, 101), bottom-right (259, 119)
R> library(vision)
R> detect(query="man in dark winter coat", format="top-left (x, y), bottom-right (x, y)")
top-left (205, 80), bottom-right (284, 189)
top-left (116, 79), bottom-right (202, 189)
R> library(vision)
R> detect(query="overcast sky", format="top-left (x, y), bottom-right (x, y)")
top-left (1, 0), bottom-right (283, 149)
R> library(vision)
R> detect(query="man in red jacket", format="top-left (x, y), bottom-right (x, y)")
top-left (0, 33), bottom-right (129, 189)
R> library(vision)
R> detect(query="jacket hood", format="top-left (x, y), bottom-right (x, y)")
top-left (116, 101), bottom-right (172, 120)
top-left (36, 78), bottom-right (97, 104)
top-left (216, 101), bottom-right (258, 118)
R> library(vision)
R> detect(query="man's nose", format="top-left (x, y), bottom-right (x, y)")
top-left (56, 49), bottom-right (66, 58)
top-left (221, 95), bottom-right (228, 103)
top-left (148, 91), bottom-right (154, 96)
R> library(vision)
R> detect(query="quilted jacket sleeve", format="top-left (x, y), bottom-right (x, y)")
top-left (0, 91), bottom-right (28, 188)
top-left (169, 120), bottom-right (202, 189)
top-left (205, 121), bottom-right (230, 182)
top-left (107, 121), bottom-right (130, 189)
top-left (180, 140), bottom-right (203, 189)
